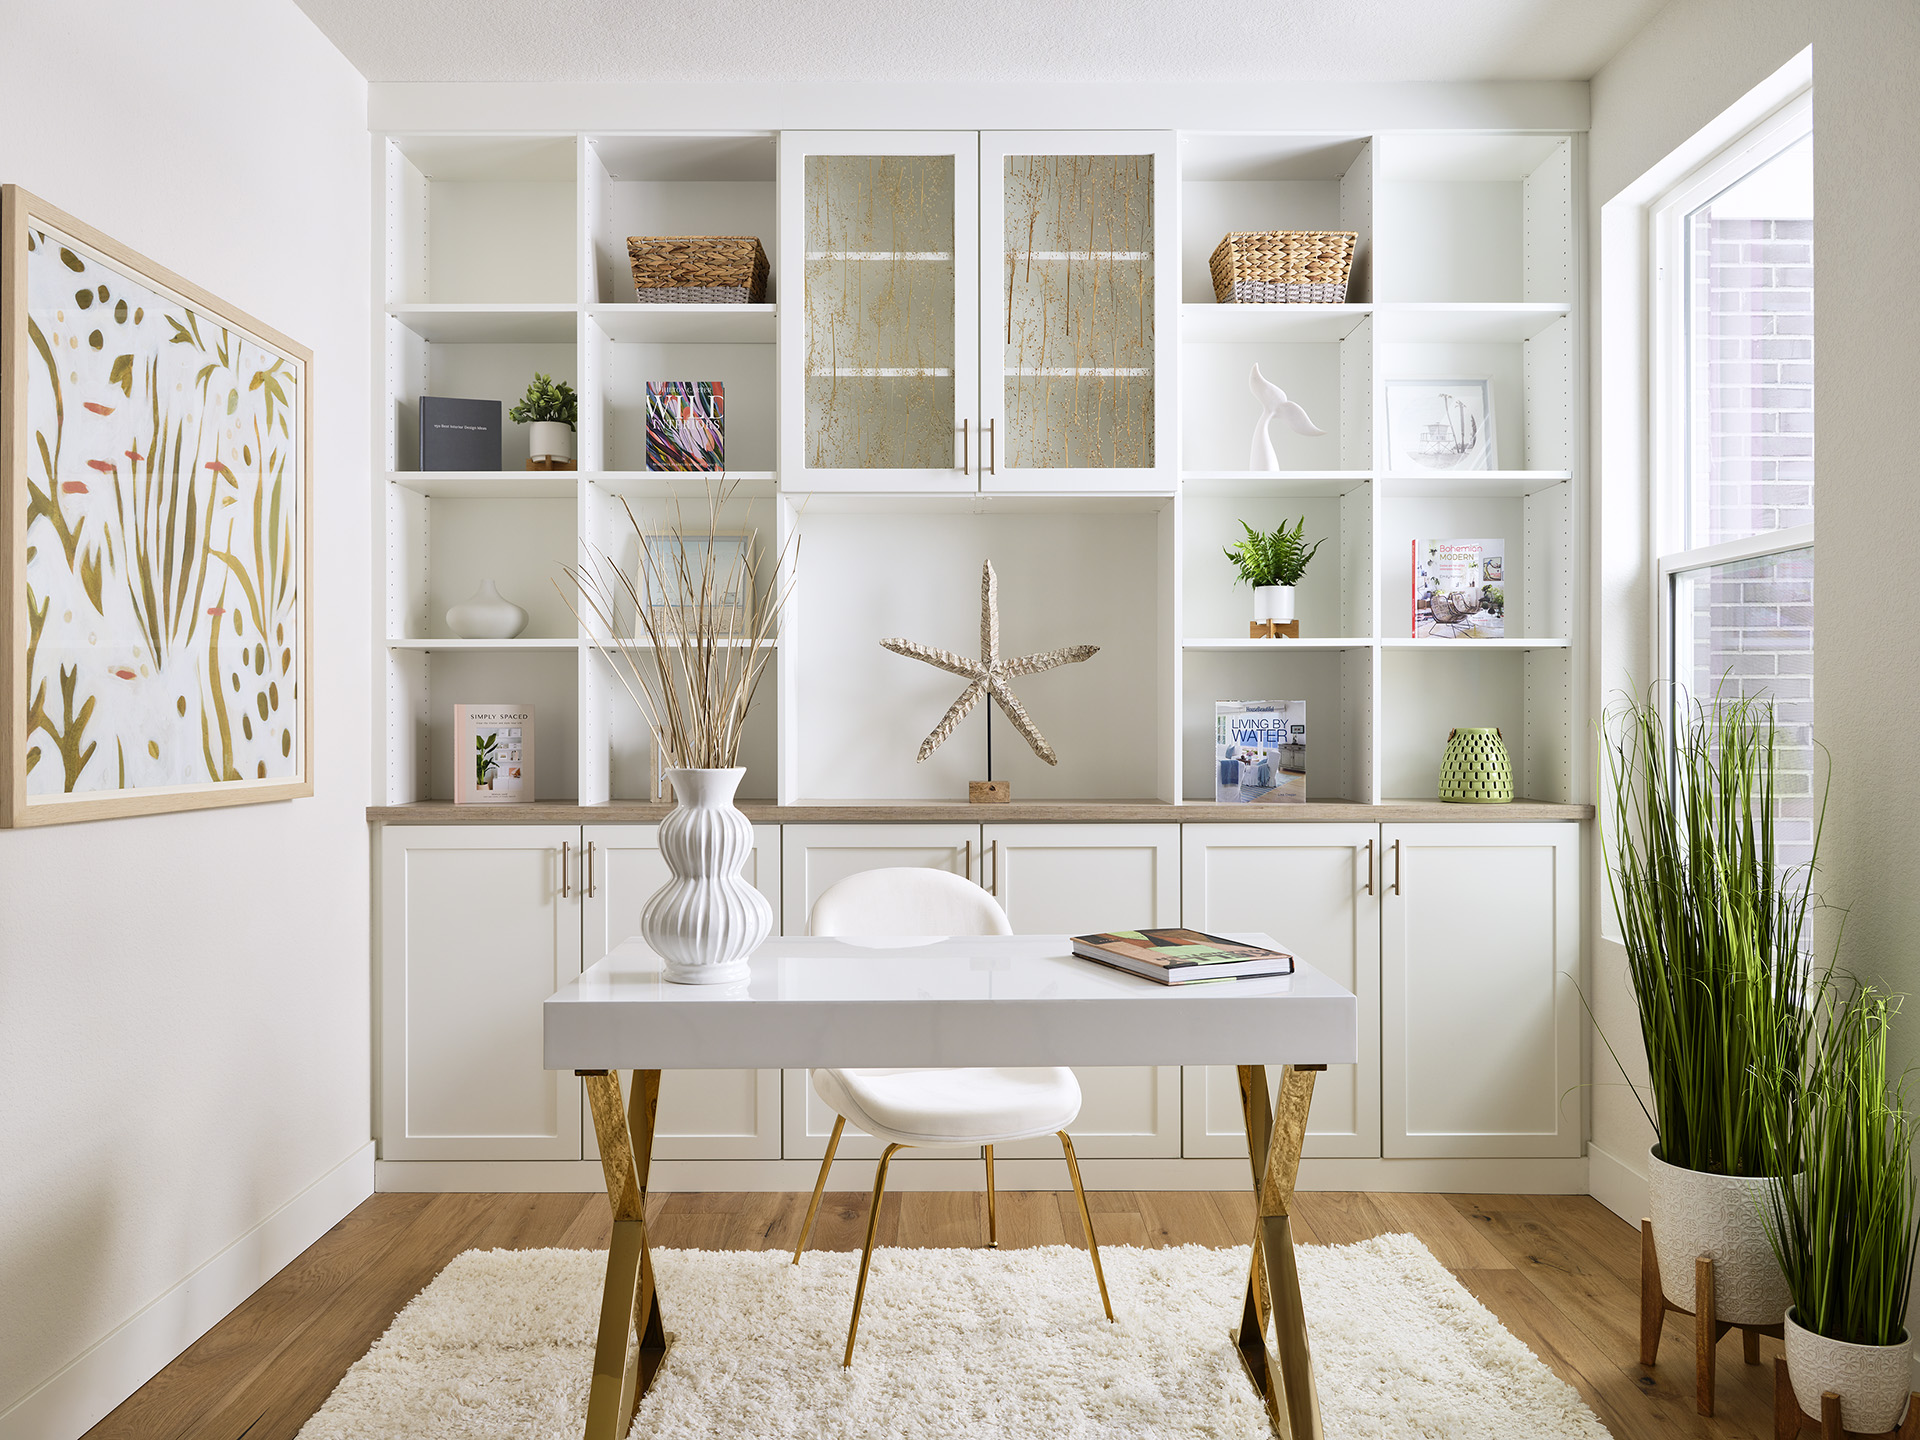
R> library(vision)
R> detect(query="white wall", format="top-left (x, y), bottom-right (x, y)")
top-left (1584, 0), bottom-right (1920, 1218)
top-left (0, 4), bottom-right (372, 1436)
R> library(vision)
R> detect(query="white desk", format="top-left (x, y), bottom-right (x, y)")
top-left (545, 934), bottom-right (1359, 1440)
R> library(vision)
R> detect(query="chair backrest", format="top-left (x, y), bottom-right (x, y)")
top-left (809, 867), bottom-right (1013, 938)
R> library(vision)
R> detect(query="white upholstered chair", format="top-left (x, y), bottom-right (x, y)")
top-left (790, 866), bottom-right (1113, 1364)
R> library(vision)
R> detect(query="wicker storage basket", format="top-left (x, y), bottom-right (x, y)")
top-left (1209, 231), bottom-right (1356, 304)
top-left (627, 235), bottom-right (769, 305)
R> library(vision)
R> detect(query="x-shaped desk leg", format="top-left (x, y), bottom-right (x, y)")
top-left (579, 1069), bottom-right (669, 1440)
top-left (1234, 1063), bottom-right (1325, 1440)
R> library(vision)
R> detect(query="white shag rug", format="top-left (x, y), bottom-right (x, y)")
top-left (297, 1235), bottom-right (1611, 1439)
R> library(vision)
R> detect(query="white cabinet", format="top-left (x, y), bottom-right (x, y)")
top-left (986, 824), bottom-right (1182, 1158)
top-left (378, 826), bottom-right (583, 1161)
top-left (582, 824), bottom-right (783, 1160)
top-left (1179, 824), bottom-right (1381, 1160)
top-left (1381, 822), bottom-right (1581, 1158)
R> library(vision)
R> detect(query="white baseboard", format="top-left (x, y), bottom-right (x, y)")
top-left (1586, 1142), bottom-right (1650, 1226)
top-left (375, 1154), bottom-right (1594, 1195)
top-left (0, 1140), bottom-right (374, 1440)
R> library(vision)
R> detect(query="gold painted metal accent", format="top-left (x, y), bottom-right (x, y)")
top-left (844, 1141), bottom-right (905, 1367)
top-left (1363, 839), bottom-right (1373, 896)
top-left (1390, 838), bottom-right (1401, 895)
top-left (985, 418), bottom-right (997, 474)
top-left (793, 1114), bottom-right (846, 1263)
top-left (984, 1144), bottom-right (998, 1247)
top-left (581, 1069), bottom-right (668, 1440)
top-left (960, 417), bottom-right (969, 473)
top-left (585, 840), bottom-right (595, 898)
top-left (962, 838), bottom-right (971, 880)
top-left (1059, 1131), bottom-right (1114, 1322)
top-left (562, 840), bottom-right (570, 899)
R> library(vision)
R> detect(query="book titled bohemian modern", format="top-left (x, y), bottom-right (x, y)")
top-left (453, 704), bottom-right (535, 804)
top-left (1070, 929), bottom-right (1296, 984)
top-left (1413, 538), bottom-right (1506, 639)
top-left (1214, 700), bottom-right (1306, 803)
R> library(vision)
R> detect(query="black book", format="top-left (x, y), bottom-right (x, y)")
top-left (419, 396), bottom-right (502, 471)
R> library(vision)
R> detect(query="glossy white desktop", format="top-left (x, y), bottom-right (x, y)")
top-left (545, 934), bottom-right (1359, 1440)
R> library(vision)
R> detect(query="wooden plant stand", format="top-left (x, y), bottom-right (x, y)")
top-left (527, 456), bottom-right (577, 470)
top-left (1775, 1358), bottom-right (1920, 1440)
top-left (1248, 620), bottom-right (1299, 639)
top-left (1641, 1218), bottom-right (1782, 1416)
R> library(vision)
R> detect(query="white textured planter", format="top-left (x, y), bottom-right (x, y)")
top-left (641, 767), bottom-right (772, 986)
top-left (445, 579), bottom-right (528, 639)
top-left (1647, 1146), bottom-right (1791, 1325)
top-left (1784, 1308), bottom-right (1912, 1433)
top-left (1252, 586), bottom-right (1294, 623)
top-left (528, 420), bottom-right (573, 464)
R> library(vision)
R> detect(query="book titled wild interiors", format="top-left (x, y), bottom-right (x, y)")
top-left (646, 381), bottom-right (724, 471)
top-left (1215, 700), bottom-right (1306, 803)
top-left (1413, 538), bottom-right (1505, 639)
top-left (1071, 929), bottom-right (1295, 985)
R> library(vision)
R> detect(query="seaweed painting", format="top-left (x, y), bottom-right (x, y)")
top-left (4, 189), bottom-right (310, 824)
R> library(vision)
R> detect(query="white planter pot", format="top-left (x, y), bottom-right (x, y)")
top-left (445, 578), bottom-right (528, 639)
top-left (641, 767), bottom-right (773, 986)
top-left (1784, 1308), bottom-right (1912, 1433)
top-left (1252, 586), bottom-right (1294, 624)
top-left (528, 420), bottom-right (573, 464)
top-left (1646, 1146), bottom-right (1791, 1326)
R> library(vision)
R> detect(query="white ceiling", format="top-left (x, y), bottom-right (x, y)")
top-left (293, 0), bottom-right (1666, 84)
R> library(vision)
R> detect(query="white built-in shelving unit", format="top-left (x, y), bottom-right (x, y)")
top-left (375, 128), bottom-right (1582, 812)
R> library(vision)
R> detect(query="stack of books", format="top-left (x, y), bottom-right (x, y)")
top-left (1070, 929), bottom-right (1294, 985)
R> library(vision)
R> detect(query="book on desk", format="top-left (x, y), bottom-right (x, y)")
top-left (1069, 928), bottom-right (1295, 985)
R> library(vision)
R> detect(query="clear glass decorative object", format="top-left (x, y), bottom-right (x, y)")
top-left (1001, 155), bottom-right (1154, 470)
top-left (803, 155), bottom-right (957, 470)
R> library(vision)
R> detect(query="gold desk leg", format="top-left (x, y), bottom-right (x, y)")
top-left (844, 1142), bottom-right (906, 1367)
top-left (793, 1115), bottom-right (845, 1264)
top-left (984, 1144), bottom-right (998, 1248)
top-left (1233, 1063), bottom-right (1325, 1440)
top-left (1059, 1131), bottom-right (1114, 1322)
top-left (580, 1069), bottom-right (667, 1440)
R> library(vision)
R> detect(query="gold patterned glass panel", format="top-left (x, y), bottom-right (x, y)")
top-left (804, 155), bottom-right (956, 470)
top-left (1003, 155), bottom-right (1154, 469)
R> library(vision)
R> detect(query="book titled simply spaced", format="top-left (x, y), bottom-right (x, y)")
top-left (1070, 928), bottom-right (1296, 985)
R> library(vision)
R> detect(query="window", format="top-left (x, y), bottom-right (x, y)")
top-left (1652, 97), bottom-right (1815, 870)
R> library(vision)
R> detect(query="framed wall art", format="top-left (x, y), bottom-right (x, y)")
top-left (1383, 378), bottom-right (1498, 472)
top-left (1, 187), bottom-right (313, 826)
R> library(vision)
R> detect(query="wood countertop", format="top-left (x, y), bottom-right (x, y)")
top-left (367, 798), bottom-right (1593, 825)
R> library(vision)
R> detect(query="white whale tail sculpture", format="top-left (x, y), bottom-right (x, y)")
top-left (1248, 363), bottom-right (1325, 470)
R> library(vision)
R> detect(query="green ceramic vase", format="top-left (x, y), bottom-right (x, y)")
top-left (1438, 726), bottom-right (1513, 803)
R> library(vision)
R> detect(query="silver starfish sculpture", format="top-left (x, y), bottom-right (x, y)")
top-left (880, 561), bottom-right (1099, 766)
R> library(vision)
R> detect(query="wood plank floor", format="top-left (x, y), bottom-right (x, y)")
top-left (82, 1190), bottom-right (1781, 1440)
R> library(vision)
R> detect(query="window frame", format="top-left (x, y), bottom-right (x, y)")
top-left (1648, 91), bottom-right (1814, 698)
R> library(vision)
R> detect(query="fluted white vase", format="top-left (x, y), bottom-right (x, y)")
top-left (642, 767), bottom-right (772, 986)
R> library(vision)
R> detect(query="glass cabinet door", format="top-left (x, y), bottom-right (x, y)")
top-left (979, 132), bottom-right (1176, 493)
top-left (779, 132), bottom-right (978, 491)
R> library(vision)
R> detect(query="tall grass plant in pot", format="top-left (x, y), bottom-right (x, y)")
top-left (1761, 985), bottom-right (1920, 1433)
top-left (1603, 688), bottom-right (1822, 1325)
top-left (561, 479), bottom-right (793, 984)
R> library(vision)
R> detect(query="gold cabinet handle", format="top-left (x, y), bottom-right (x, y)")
top-left (963, 839), bottom-right (971, 880)
top-left (562, 840), bottom-right (570, 899)
top-left (985, 419), bottom-right (997, 476)
top-left (1364, 839), bottom-right (1374, 896)
top-left (585, 841), bottom-right (595, 899)
top-left (960, 418), bottom-right (969, 473)
top-left (990, 838), bottom-right (999, 895)
top-left (1391, 838), bottom-right (1401, 896)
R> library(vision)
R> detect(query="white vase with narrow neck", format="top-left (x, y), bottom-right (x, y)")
top-left (642, 767), bottom-right (772, 986)
top-left (445, 579), bottom-right (528, 639)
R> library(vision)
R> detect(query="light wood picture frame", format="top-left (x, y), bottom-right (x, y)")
top-left (1, 187), bottom-right (314, 826)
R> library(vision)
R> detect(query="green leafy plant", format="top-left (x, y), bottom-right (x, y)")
top-left (1483, 585), bottom-right (1505, 616)
top-left (1758, 983), bottom-right (1920, 1346)
top-left (475, 730), bottom-right (499, 788)
top-left (508, 373), bottom-right (577, 430)
top-left (1222, 517), bottom-right (1324, 588)
top-left (1599, 686), bottom-right (1824, 1176)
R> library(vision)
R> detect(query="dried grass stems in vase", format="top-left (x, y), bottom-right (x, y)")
top-left (559, 478), bottom-right (794, 773)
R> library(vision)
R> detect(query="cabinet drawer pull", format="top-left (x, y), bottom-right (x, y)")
top-left (990, 839), bottom-right (999, 895)
top-left (562, 841), bottom-right (570, 899)
top-left (1391, 838), bottom-right (1401, 896)
top-left (963, 839), bottom-right (971, 880)
top-left (960, 418), bottom-right (969, 474)
top-left (985, 418), bottom-right (997, 476)
top-left (1364, 839), bottom-right (1374, 896)
top-left (585, 841), bottom-right (595, 898)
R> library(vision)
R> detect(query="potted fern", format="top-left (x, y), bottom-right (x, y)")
top-left (510, 372), bottom-right (577, 467)
top-left (1223, 517), bottom-right (1324, 626)
top-left (1602, 687), bottom-right (1822, 1333)
top-left (1762, 985), bottom-right (1920, 1434)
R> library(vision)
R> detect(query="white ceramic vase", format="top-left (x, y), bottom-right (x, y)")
top-left (1784, 1308), bottom-right (1912, 1433)
top-left (445, 579), bottom-right (528, 639)
top-left (1646, 1146), bottom-right (1791, 1325)
top-left (641, 767), bottom-right (772, 986)
top-left (528, 420), bottom-right (573, 465)
top-left (1253, 585), bottom-right (1295, 624)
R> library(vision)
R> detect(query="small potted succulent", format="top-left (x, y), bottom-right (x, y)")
top-left (1761, 984), bottom-right (1920, 1435)
top-left (509, 372), bottom-right (577, 468)
top-left (1224, 517), bottom-right (1323, 625)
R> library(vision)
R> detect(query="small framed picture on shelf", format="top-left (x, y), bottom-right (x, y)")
top-left (645, 380), bottom-right (724, 471)
top-left (454, 704), bottom-right (535, 804)
top-left (637, 534), bottom-right (750, 636)
top-left (1384, 378), bottom-right (1497, 472)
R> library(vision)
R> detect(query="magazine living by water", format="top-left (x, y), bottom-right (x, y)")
top-left (1214, 700), bottom-right (1305, 803)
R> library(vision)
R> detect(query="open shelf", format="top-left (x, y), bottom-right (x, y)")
top-left (386, 304), bottom-right (577, 343)
top-left (1375, 303), bottom-right (1570, 342)
top-left (1379, 471), bottom-right (1571, 498)
top-left (1181, 303), bottom-right (1372, 343)
top-left (587, 303), bottom-right (776, 345)
top-left (1184, 637), bottom-right (1374, 651)
top-left (389, 471), bottom-right (580, 499)
top-left (384, 136), bottom-right (576, 306)
top-left (1380, 637), bottom-right (1571, 649)
top-left (388, 638), bottom-right (580, 651)
top-left (1182, 470), bottom-right (1370, 497)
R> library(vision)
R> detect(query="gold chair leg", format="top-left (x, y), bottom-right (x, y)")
top-left (984, 1144), bottom-right (998, 1248)
top-left (792, 1115), bottom-right (846, 1264)
top-left (1059, 1130), bottom-right (1114, 1322)
top-left (843, 1142), bottom-right (905, 1367)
